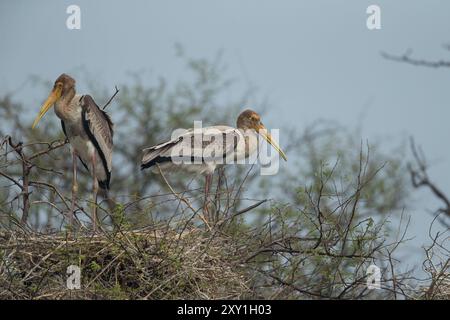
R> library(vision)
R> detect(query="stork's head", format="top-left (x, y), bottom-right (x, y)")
top-left (54, 73), bottom-right (76, 96)
top-left (237, 109), bottom-right (287, 161)
top-left (32, 73), bottom-right (76, 129)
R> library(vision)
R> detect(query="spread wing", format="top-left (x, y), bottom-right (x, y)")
top-left (141, 126), bottom-right (242, 170)
top-left (80, 95), bottom-right (114, 187)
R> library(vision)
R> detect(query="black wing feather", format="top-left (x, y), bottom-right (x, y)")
top-left (80, 95), bottom-right (114, 189)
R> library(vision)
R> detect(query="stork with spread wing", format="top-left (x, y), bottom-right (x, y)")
top-left (32, 74), bottom-right (114, 232)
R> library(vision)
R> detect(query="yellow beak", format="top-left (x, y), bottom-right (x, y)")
top-left (32, 86), bottom-right (62, 129)
top-left (257, 124), bottom-right (287, 161)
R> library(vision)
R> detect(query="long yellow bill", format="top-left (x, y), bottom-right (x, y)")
top-left (257, 124), bottom-right (287, 161)
top-left (32, 86), bottom-right (62, 129)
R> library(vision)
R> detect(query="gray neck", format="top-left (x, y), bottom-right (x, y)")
top-left (238, 128), bottom-right (259, 158)
top-left (54, 89), bottom-right (79, 122)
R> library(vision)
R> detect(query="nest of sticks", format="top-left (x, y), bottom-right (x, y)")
top-left (0, 226), bottom-right (251, 299)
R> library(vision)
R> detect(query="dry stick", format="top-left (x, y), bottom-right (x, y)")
top-left (6, 138), bottom-right (31, 225)
top-left (85, 251), bottom-right (124, 289)
top-left (119, 187), bottom-right (203, 212)
top-left (31, 201), bottom-right (63, 215)
top-left (381, 50), bottom-right (450, 68)
top-left (0, 171), bottom-right (22, 189)
top-left (30, 181), bottom-right (85, 227)
top-left (156, 164), bottom-right (211, 230)
top-left (142, 271), bottom-right (185, 300)
top-left (102, 86), bottom-right (119, 110)
top-left (29, 181), bottom-right (70, 211)
top-left (28, 140), bottom-right (68, 161)
top-left (230, 163), bottom-right (256, 211)
top-left (231, 199), bottom-right (268, 219)
top-left (409, 138), bottom-right (450, 217)
top-left (387, 249), bottom-right (398, 300)
top-left (20, 149), bottom-right (31, 224)
top-left (2, 137), bottom-right (69, 226)
top-left (22, 242), bottom-right (65, 282)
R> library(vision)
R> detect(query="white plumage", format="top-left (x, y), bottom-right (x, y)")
top-left (32, 74), bottom-right (114, 232)
top-left (141, 125), bottom-right (256, 175)
top-left (141, 109), bottom-right (287, 218)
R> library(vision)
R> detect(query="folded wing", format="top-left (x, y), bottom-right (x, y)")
top-left (81, 95), bottom-right (114, 189)
top-left (141, 126), bottom-right (242, 170)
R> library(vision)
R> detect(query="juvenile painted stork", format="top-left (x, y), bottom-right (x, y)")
top-left (140, 109), bottom-right (287, 213)
top-left (32, 74), bottom-right (114, 232)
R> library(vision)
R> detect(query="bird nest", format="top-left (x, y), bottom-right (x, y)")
top-left (0, 226), bottom-right (251, 299)
top-left (421, 272), bottom-right (450, 300)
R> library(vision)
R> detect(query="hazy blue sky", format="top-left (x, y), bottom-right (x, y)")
top-left (1, 0), bottom-right (449, 269)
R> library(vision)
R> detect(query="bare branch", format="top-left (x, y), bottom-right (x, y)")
top-left (381, 50), bottom-right (450, 68)
top-left (102, 86), bottom-right (119, 110)
top-left (409, 138), bottom-right (450, 218)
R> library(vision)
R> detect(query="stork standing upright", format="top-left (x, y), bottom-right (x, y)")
top-left (32, 74), bottom-right (114, 232)
top-left (140, 109), bottom-right (287, 216)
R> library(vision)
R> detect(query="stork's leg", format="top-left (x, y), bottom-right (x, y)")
top-left (214, 169), bottom-right (222, 222)
top-left (70, 150), bottom-right (78, 228)
top-left (91, 154), bottom-right (99, 233)
top-left (203, 174), bottom-right (212, 221)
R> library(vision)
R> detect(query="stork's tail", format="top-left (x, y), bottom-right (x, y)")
top-left (98, 179), bottom-right (110, 190)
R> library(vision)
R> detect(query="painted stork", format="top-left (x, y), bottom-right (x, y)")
top-left (32, 74), bottom-right (114, 232)
top-left (140, 109), bottom-right (287, 214)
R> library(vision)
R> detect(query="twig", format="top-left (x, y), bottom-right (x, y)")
top-left (102, 86), bottom-right (119, 110)
top-left (409, 138), bottom-right (450, 218)
top-left (233, 199), bottom-right (268, 218)
top-left (156, 164), bottom-right (211, 230)
top-left (381, 50), bottom-right (450, 68)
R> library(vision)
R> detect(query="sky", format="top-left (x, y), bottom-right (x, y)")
top-left (1, 0), bottom-right (449, 272)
